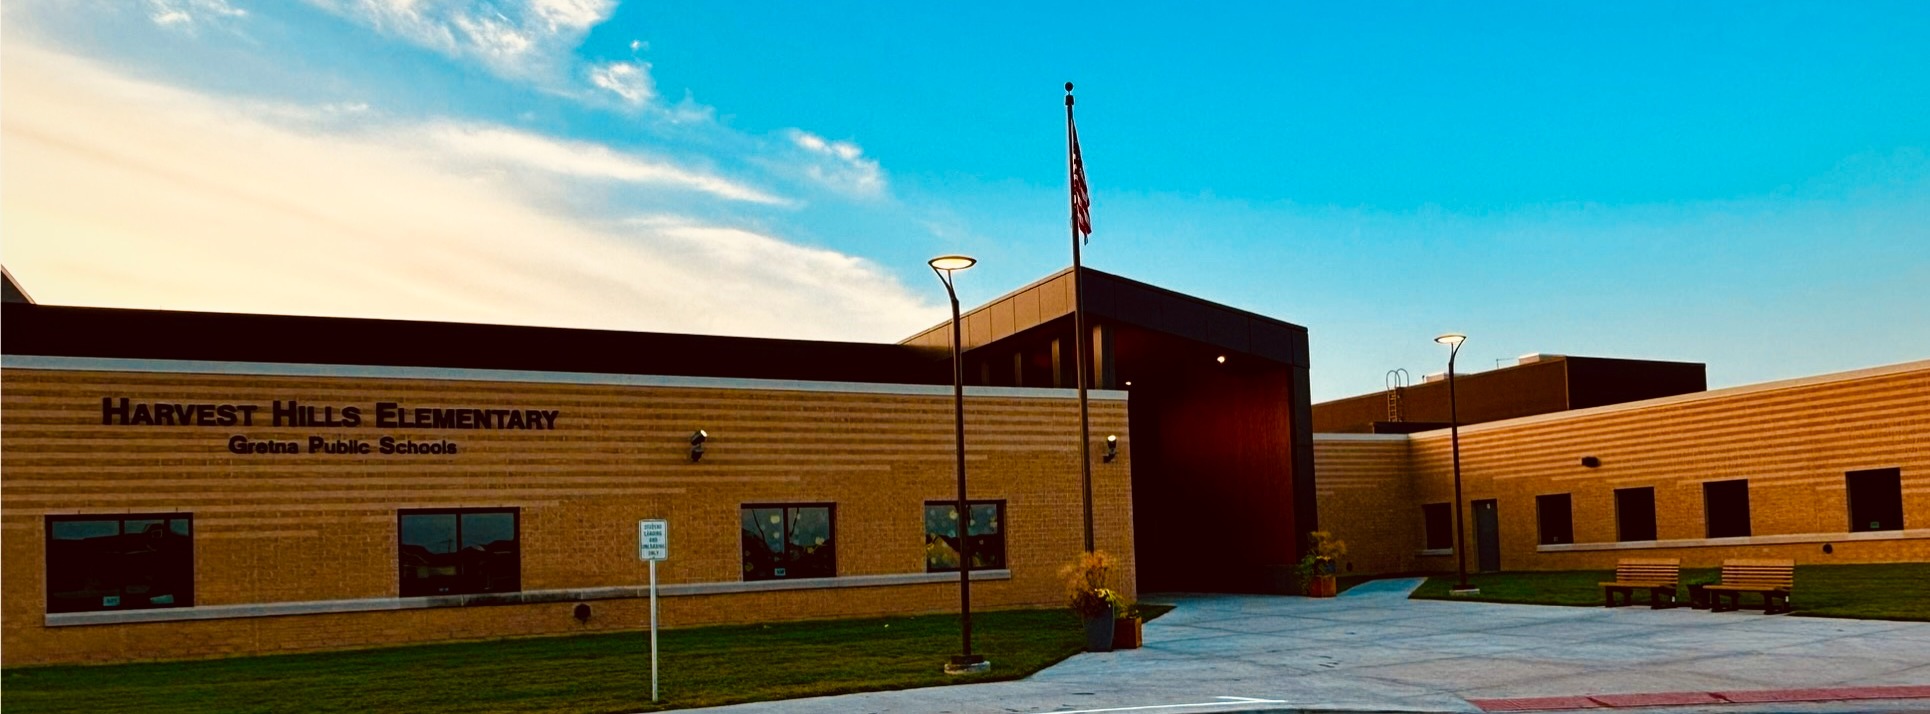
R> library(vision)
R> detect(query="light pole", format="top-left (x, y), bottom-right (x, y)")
top-left (932, 255), bottom-right (990, 675)
top-left (1435, 332), bottom-right (1476, 595)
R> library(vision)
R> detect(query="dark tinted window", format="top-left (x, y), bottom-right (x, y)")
top-left (925, 501), bottom-right (1005, 572)
top-left (1615, 487), bottom-right (1658, 541)
top-left (46, 515), bottom-right (194, 614)
top-left (1422, 503), bottom-right (1453, 550)
top-left (399, 509), bottom-right (519, 597)
top-left (1536, 494), bottom-right (1574, 545)
top-left (741, 504), bottom-right (835, 581)
top-left (1703, 480), bottom-right (1751, 538)
top-left (1846, 468), bottom-right (1904, 532)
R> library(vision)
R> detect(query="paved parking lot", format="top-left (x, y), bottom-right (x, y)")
top-left (685, 578), bottom-right (1930, 713)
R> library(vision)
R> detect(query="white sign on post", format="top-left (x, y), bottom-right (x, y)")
top-left (639, 519), bottom-right (668, 561)
top-left (638, 519), bottom-right (668, 702)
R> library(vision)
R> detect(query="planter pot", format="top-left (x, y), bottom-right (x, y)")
top-left (1082, 605), bottom-right (1116, 652)
top-left (1307, 575), bottom-right (1337, 598)
top-left (1112, 617), bottom-right (1143, 649)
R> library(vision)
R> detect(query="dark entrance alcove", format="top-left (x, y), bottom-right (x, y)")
top-left (901, 267), bottom-right (1314, 593)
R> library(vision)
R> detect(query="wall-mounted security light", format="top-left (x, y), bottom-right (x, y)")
top-left (1580, 456), bottom-right (1601, 468)
top-left (689, 430), bottom-right (708, 462)
top-left (1215, 355), bottom-right (1227, 364)
top-left (1103, 434), bottom-right (1119, 463)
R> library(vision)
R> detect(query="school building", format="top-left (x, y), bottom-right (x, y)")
top-left (2, 266), bottom-right (1923, 666)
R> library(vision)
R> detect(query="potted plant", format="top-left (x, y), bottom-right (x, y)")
top-left (1112, 599), bottom-right (1145, 649)
top-left (1295, 531), bottom-right (1348, 598)
top-left (1059, 551), bottom-right (1118, 652)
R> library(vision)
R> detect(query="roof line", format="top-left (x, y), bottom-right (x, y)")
top-left (1402, 358), bottom-right (1930, 438)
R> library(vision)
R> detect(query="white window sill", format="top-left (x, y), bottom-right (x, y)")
top-left (1535, 529), bottom-right (1930, 553)
top-left (1417, 548), bottom-right (1453, 557)
top-left (45, 570), bottom-right (1011, 628)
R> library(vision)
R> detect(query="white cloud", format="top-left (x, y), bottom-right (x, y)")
top-left (304, 0), bottom-right (614, 81)
top-left (786, 129), bottom-right (886, 197)
top-left (587, 60), bottom-right (654, 105)
top-left (144, 0), bottom-right (247, 32)
top-left (0, 44), bottom-right (939, 341)
top-left (413, 123), bottom-right (787, 204)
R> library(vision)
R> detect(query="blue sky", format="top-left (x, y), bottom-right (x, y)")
top-left (3, 1), bottom-right (1925, 401)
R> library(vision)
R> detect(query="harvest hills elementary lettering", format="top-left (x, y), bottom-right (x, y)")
top-left (100, 398), bottom-right (563, 430)
top-left (2, 266), bottom-right (1923, 666)
top-left (99, 398), bottom-right (563, 455)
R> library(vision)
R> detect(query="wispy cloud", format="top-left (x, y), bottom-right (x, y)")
top-left (303, 0), bottom-right (614, 81)
top-left (0, 44), bottom-right (937, 341)
top-left (415, 123), bottom-right (788, 205)
top-left (786, 129), bottom-right (886, 197)
top-left (144, 0), bottom-right (247, 32)
top-left (587, 60), bottom-right (653, 105)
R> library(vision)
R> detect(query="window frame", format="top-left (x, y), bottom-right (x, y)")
top-left (1702, 479), bottom-right (1752, 539)
top-left (739, 502), bottom-right (838, 582)
top-left (1535, 493), bottom-right (1574, 546)
top-left (923, 499), bottom-right (1008, 573)
top-left (1845, 467), bottom-right (1905, 533)
top-left (1421, 502), bottom-right (1454, 551)
top-left (1614, 486), bottom-right (1658, 542)
top-left (44, 513), bottom-right (196, 614)
top-left (396, 507), bottom-right (522, 598)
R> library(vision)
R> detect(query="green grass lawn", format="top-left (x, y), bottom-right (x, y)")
top-left (1409, 562), bottom-right (1930, 621)
top-left (3, 605), bottom-right (1170, 714)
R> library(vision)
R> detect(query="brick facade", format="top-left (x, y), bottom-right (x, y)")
top-left (1318, 361), bottom-right (1930, 574)
top-left (1, 362), bottom-right (1134, 665)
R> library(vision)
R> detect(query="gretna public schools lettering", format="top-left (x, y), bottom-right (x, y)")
top-left (99, 398), bottom-right (563, 456)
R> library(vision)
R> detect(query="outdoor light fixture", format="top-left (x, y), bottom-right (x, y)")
top-left (930, 254), bottom-right (989, 675)
top-left (689, 430), bottom-right (708, 462)
top-left (929, 255), bottom-right (978, 272)
top-left (1435, 332), bottom-right (1475, 595)
top-left (1216, 355), bottom-right (1227, 364)
top-left (1103, 434), bottom-right (1118, 463)
top-left (573, 603), bottom-right (592, 622)
top-left (1581, 456), bottom-right (1602, 468)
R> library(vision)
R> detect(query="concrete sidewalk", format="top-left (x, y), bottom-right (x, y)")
top-left (682, 580), bottom-right (1930, 713)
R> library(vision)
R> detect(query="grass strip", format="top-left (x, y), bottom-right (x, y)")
top-left (1409, 562), bottom-right (1930, 621)
top-left (4, 605), bottom-right (1168, 714)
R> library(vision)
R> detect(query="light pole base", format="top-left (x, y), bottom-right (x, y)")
top-left (1449, 587), bottom-right (1481, 596)
top-left (945, 655), bottom-right (991, 675)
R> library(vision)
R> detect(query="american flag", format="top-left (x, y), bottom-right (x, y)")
top-left (1070, 120), bottom-right (1093, 242)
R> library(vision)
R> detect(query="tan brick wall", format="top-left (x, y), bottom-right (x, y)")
top-left (2, 367), bottom-right (1134, 665)
top-left (1311, 435), bottom-right (1414, 575)
top-left (1321, 362), bottom-right (1930, 574)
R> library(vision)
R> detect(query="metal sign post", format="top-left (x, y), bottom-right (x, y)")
top-left (638, 519), bottom-right (668, 702)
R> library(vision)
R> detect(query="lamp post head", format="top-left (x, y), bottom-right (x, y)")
top-left (1434, 333), bottom-right (1467, 347)
top-left (928, 255), bottom-right (977, 272)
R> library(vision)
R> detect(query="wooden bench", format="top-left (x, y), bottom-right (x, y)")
top-left (1704, 559), bottom-right (1794, 614)
top-left (1599, 558), bottom-right (1680, 609)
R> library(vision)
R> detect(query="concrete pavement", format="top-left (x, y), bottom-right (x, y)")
top-left (681, 578), bottom-right (1930, 713)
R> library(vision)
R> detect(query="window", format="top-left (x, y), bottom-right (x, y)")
top-left (1421, 503), bottom-right (1453, 550)
top-left (399, 509), bottom-right (520, 597)
top-left (1703, 479), bottom-right (1751, 538)
top-left (741, 504), bottom-right (835, 581)
top-left (46, 514), bottom-right (194, 614)
top-left (1615, 487), bottom-right (1658, 542)
top-left (1536, 494), bottom-right (1574, 545)
top-left (925, 501), bottom-right (1005, 572)
top-left (1846, 468), bottom-right (1904, 532)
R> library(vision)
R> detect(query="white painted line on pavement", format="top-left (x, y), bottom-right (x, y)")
top-left (1043, 695), bottom-right (1289, 714)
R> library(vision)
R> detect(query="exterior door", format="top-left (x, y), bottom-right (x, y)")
top-left (1473, 499), bottom-right (1501, 572)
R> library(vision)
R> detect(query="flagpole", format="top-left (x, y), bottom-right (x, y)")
top-left (1067, 82), bottom-right (1096, 554)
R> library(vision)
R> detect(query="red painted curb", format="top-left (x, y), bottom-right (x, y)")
top-left (1469, 684), bottom-right (1930, 711)
top-left (1468, 695), bottom-right (1600, 711)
